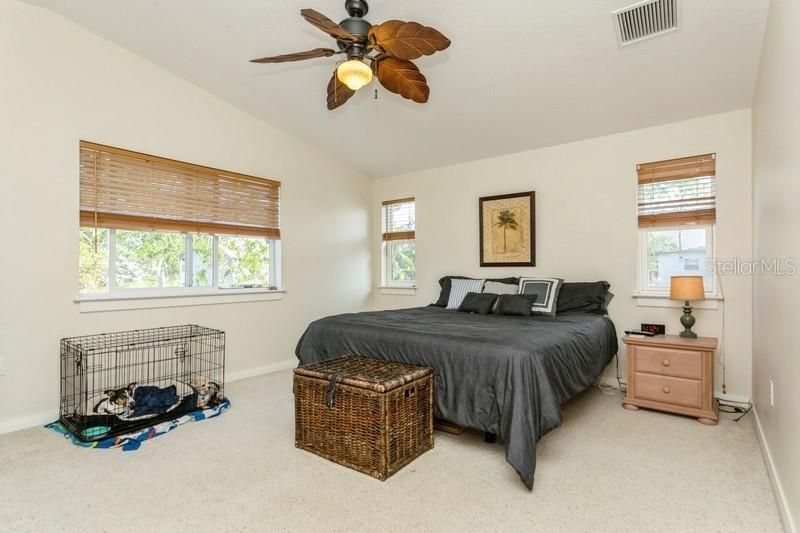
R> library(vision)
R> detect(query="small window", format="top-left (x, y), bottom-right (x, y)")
top-left (191, 233), bottom-right (215, 288)
top-left (79, 227), bottom-right (109, 293)
top-left (218, 234), bottom-right (271, 288)
top-left (636, 154), bottom-right (716, 295)
top-left (381, 198), bottom-right (416, 287)
top-left (115, 229), bottom-right (186, 289)
top-left (78, 141), bottom-right (280, 294)
top-left (640, 226), bottom-right (714, 293)
top-left (683, 258), bottom-right (700, 271)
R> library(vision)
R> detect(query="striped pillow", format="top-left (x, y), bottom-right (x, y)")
top-left (446, 278), bottom-right (485, 309)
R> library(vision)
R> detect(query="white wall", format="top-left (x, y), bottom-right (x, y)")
top-left (752, 0), bottom-right (800, 529)
top-left (372, 110), bottom-right (753, 400)
top-left (0, 1), bottom-right (372, 429)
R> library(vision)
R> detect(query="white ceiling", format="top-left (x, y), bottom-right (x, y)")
top-left (25, 0), bottom-right (769, 178)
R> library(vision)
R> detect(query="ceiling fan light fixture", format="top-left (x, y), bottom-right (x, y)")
top-left (337, 59), bottom-right (373, 91)
top-left (250, 4), bottom-right (451, 109)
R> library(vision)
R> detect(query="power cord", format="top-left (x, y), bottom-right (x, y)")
top-left (596, 353), bottom-right (627, 395)
top-left (718, 398), bottom-right (752, 422)
top-left (596, 381), bottom-right (620, 395)
top-left (717, 273), bottom-right (727, 395)
top-left (615, 351), bottom-right (627, 393)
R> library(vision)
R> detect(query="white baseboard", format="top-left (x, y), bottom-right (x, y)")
top-left (0, 358), bottom-right (298, 437)
top-left (715, 391), bottom-right (751, 404)
top-left (226, 358), bottom-right (297, 382)
top-left (753, 406), bottom-right (797, 533)
top-left (0, 409), bottom-right (59, 436)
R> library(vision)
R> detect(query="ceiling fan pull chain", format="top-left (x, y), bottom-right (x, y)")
top-left (374, 88), bottom-right (378, 100)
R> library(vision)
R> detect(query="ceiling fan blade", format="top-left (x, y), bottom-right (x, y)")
top-left (376, 57), bottom-right (429, 104)
top-left (250, 48), bottom-right (338, 63)
top-left (327, 73), bottom-right (356, 110)
top-left (301, 8), bottom-right (357, 43)
top-left (369, 20), bottom-right (451, 61)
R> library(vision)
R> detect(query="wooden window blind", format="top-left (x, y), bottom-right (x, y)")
top-left (381, 198), bottom-right (415, 241)
top-left (637, 153), bottom-right (716, 228)
top-left (79, 141), bottom-right (280, 238)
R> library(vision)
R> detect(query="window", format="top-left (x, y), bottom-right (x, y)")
top-left (639, 226), bottom-right (714, 293)
top-left (115, 229), bottom-right (186, 289)
top-left (78, 141), bottom-right (280, 295)
top-left (637, 154), bottom-right (716, 295)
top-left (79, 229), bottom-right (276, 293)
top-left (217, 234), bottom-right (271, 288)
top-left (381, 198), bottom-right (416, 287)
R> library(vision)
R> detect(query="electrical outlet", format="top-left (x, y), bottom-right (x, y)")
top-left (770, 380), bottom-right (775, 407)
top-left (0, 357), bottom-right (5, 377)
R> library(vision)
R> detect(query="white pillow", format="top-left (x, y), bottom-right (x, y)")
top-left (518, 277), bottom-right (564, 316)
top-left (483, 281), bottom-right (519, 295)
top-left (447, 278), bottom-right (485, 309)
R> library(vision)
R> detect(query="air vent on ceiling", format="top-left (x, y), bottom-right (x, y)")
top-left (613, 0), bottom-right (679, 47)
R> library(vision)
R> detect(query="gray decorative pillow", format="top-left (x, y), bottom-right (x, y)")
top-left (483, 281), bottom-right (518, 295)
top-left (458, 292), bottom-right (498, 315)
top-left (447, 278), bottom-right (485, 309)
top-left (556, 281), bottom-right (611, 315)
top-left (484, 281), bottom-right (519, 313)
top-left (494, 294), bottom-right (538, 316)
top-left (518, 277), bottom-right (564, 317)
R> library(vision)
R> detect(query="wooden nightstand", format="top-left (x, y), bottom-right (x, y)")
top-left (622, 334), bottom-right (719, 425)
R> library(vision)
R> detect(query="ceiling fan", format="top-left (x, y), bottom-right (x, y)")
top-left (250, 0), bottom-right (451, 110)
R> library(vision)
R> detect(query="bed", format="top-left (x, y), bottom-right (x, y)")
top-left (295, 305), bottom-right (618, 490)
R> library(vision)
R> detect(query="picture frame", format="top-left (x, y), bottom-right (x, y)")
top-left (479, 191), bottom-right (536, 267)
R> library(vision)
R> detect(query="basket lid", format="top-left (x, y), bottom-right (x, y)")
top-left (294, 355), bottom-right (433, 393)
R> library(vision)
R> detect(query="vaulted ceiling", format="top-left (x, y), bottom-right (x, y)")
top-left (25, 0), bottom-right (769, 177)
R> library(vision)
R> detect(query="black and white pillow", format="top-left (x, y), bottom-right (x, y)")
top-left (447, 278), bottom-right (485, 309)
top-left (518, 277), bottom-right (564, 317)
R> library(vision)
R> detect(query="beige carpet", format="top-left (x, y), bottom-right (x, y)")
top-left (0, 370), bottom-right (782, 532)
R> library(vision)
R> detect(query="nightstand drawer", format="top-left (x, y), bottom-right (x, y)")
top-left (634, 346), bottom-right (702, 379)
top-left (634, 373), bottom-right (702, 409)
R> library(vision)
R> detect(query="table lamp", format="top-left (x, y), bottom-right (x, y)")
top-left (669, 275), bottom-right (705, 338)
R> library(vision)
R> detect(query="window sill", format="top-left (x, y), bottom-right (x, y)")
top-left (75, 289), bottom-right (285, 313)
top-left (633, 293), bottom-right (722, 310)
top-left (378, 286), bottom-right (417, 296)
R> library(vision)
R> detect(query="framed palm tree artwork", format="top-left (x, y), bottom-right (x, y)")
top-left (479, 191), bottom-right (536, 267)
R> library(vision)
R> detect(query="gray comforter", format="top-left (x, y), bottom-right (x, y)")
top-left (295, 306), bottom-right (617, 490)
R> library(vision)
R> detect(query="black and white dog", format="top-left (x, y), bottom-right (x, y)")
top-left (93, 383), bottom-right (136, 417)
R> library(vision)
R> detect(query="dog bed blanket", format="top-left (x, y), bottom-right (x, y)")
top-left (85, 379), bottom-right (187, 422)
top-left (132, 384), bottom-right (179, 417)
top-left (46, 398), bottom-right (230, 451)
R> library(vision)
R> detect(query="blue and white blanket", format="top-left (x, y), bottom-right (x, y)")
top-left (46, 398), bottom-right (230, 451)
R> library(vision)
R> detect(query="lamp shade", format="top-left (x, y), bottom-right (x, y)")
top-left (670, 276), bottom-right (705, 301)
top-left (337, 59), bottom-right (373, 91)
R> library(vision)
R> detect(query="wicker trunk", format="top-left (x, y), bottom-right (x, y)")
top-left (293, 356), bottom-right (434, 480)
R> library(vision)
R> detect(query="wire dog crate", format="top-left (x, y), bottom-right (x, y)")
top-left (60, 325), bottom-right (225, 442)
